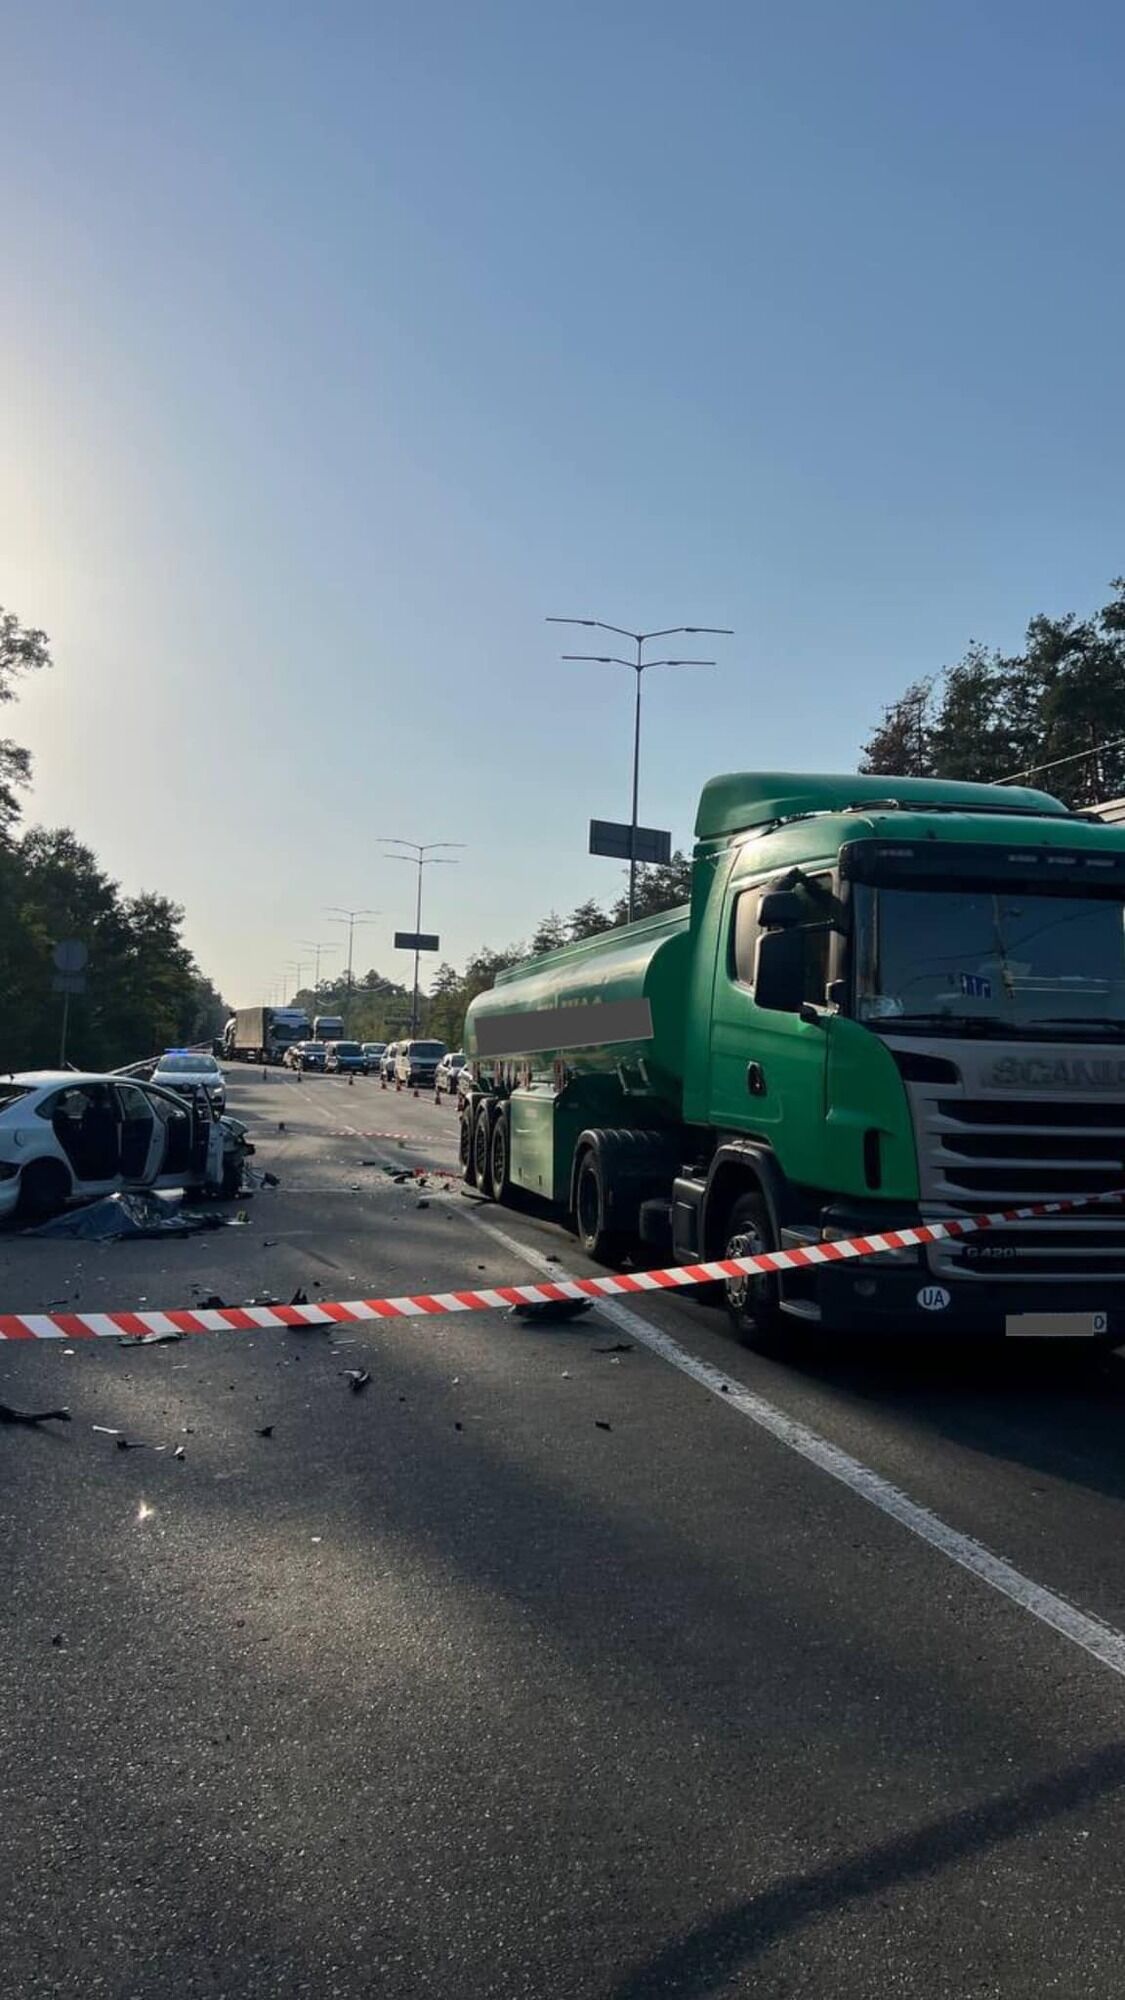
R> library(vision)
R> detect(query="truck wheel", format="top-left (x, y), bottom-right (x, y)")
top-left (471, 1101), bottom-right (494, 1193)
top-left (574, 1149), bottom-right (626, 1265)
top-left (489, 1107), bottom-right (512, 1205)
top-left (722, 1191), bottom-right (785, 1351)
top-left (460, 1106), bottom-right (477, 1186)
top-left (18, 1158), bottom-right (72, 1222)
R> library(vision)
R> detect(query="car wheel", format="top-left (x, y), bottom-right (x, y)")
top-left (722, 1191), bottom-right (787, 1352)
top-left (574, 1149), bottom-right (627, 1265)
top-left (18, 1158), bottom-right (72, 1222)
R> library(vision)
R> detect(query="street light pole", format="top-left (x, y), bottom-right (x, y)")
top-left (326, 909), bottom-right (379, 1034)
top-left (380, 840), bottom-right (464, 1035)
top-left (548, 618), bottom-right (732, 921)
top-left (299, 939), bottom-right (339, 993)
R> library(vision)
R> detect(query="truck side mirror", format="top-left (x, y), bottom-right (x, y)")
top-left (758, 888), bottom-right (805, 929)
top-left (755, 930), bottom-right (806, 1012)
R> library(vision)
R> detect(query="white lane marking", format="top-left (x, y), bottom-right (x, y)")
top-left (472, 1214), bottom-right (1125, 1684)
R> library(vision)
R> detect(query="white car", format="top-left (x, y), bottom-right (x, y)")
top-left (151, 1048), bottom-right (227, 1110)
top-left (434, 1051), bottom-right (467, 1101)
top-left (0, 1071), bottom-right (249, 1222)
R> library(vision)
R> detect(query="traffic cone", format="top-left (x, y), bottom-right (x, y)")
top-left (348, 1072), bottom-right (354, 1087)
top-left (413, 1087), bottom-right (419, 1099)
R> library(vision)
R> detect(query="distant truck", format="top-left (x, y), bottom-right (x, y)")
top-left (223, 1006), bottom-right (311, 1066)
top-left (463, 770), bottom-right (1125, 1348)
top-left (313, 1014), bottom-right (345, 1043)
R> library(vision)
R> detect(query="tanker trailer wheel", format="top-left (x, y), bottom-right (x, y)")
top-left (574, 1148), bottom-right (627, 1266)
top-left (471, 1099), bottom-right (495, 1195)
top-left (459, 1103), bottom-right (476, 1186)
top-left (488, 1105), bottom-right (513, 1206)
top-left (722, 1191), bottom-right (786, 1352)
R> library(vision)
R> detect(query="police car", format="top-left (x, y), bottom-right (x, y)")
top-left (151, 1048), bottom-right (227, 1110)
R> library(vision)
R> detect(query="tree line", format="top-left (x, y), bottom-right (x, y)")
top-left (0, 609), bottom-right (226, 1073)
top-left (861, 575), bottom-right (1125, 804)
top-left (293, 851), bottom-right (694, 1052)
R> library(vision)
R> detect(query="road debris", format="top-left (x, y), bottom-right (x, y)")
top-left (174, 1445), bottom-right (186, 1460)
top-left (594, 1342), bottom-right (633, 1354)
top-left (417, 1199), bottom-right (430, 1210)
top-left (0, 1401), bottom-right (70, 1427)
top-left (595, 1420), bottom-right (613, 1431)
top-left (345, 1368), bottom-right (371, 1394)
top-left (116, 1328), bottom-right (183, 1348)
top-left (507, 1298), bottom-right (595, 1324)
top-left (289, 1287), bottom-right (309, 1305)
top-left (256, 1424), bottom-right (274, 1438)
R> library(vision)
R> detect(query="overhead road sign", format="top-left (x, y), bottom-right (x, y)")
top-left (589, 819), bottom-right (671, 865)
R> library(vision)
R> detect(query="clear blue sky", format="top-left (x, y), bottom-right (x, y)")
top-left (4, 0), bottom-right (1124, 1004)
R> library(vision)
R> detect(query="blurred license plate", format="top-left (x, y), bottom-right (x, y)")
top-left (1005, 1312), bottom-right (1107, 1339)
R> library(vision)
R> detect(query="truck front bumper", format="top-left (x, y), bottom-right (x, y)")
top-left (780, 1203), bottom-right (1125, 1340)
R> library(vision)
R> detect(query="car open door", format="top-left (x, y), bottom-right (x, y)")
top-left (114, 1083), bottom-right (165, 1182)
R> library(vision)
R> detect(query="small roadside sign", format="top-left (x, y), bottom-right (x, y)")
top-left (52, 939), bottom-right (88, 974)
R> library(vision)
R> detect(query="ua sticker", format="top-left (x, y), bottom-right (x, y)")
top-left (917, 1285), bottom-right (952, 1312)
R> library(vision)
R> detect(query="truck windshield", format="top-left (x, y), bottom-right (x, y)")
top-left (854, 884), bottom-right (1125, 1034)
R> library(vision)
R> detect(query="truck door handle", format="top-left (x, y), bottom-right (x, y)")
top-left (746, 1063), bottom-right (766, 1097)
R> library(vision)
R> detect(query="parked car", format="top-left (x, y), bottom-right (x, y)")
top-left (0, 1071), bottom-right (253, 1221)
top-left (325, 1040), bottom-right (368, 1075)
top-left (286, 1040), bottom-right (326, 1073)
top-left (380, 1043), bottom-right (400, 1082)
top-left (151, 1049), bottom-right (227, 1110)
top-left (433, 1051), bottom-right (466, 1101)
top-left (395, 1039), bottom-right (446, 1089)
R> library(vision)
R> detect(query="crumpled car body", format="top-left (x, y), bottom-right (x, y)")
top-left (0, 1071), bottom-right (254, 1223)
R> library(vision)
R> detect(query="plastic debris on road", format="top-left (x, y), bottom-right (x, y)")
top-left (506, 1297), bottom-right (595, 1324)
top-left (0, 1401), bottom-right (70, 1427)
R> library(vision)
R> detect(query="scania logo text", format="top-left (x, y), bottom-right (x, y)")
top-left (988, 1057), bottom-right (1125, 1091)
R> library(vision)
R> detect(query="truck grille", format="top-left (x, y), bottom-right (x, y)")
top-left (890, 1040), bottom-right (1125, 1285)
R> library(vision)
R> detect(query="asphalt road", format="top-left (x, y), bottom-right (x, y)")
top-left (5, 1068), bottom-right (1125, 1996)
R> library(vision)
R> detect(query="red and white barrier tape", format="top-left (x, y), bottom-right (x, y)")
top-left (2, 1191), bottom-right (1122, 1342)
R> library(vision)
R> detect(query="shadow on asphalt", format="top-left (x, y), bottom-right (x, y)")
top-left (762, 1332), bottom-right (1125, 1507)
top-left (608, 1741), bottom-right (1125, 1999)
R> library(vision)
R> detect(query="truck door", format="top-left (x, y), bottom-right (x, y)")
top-left (708, 876), bottom-right (832, 1187)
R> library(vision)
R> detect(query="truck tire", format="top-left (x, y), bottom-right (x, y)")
top-left (18, 1158), bottom-right (72, 1223)
top-left (471, 1100), bottom-right (495, 1194)
top-left (722, 1190), bottom-right (786, 1351)
top-left (489, 1106), bottom-right (512, 1205)
top-left (459, 1104), bottom-right (476, 1186)
top-left (574, 1148), bottom-right (627, 1265)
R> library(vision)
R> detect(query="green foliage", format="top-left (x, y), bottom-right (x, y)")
top-left (0, 609), bottom-right (224, 1072)
top-left (861, 578), bottom-right (1125, 805)
top-left (0, 606), bottom-right (52, 829)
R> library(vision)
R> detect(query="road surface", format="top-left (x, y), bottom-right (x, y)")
top-left (4, 1067), bottom-right (1125, 1996)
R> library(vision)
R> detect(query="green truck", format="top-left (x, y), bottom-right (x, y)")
top-left (462, 771), bottom-right (1125, 1345)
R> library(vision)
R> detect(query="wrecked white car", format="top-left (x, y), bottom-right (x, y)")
top-left (0, 1071), bottom-right (253, 1222)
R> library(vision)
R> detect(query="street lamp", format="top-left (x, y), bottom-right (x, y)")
top-left (326, 909), bottom-right (379, 1033)
top-left (299, 938), bottom-right (340, 993)
top-left (548, 617), bottom-right (732, 922)
top-left (380, 839), bottom-right (463, 1035)
top-left (284, 960), bottom-right (306, 1003)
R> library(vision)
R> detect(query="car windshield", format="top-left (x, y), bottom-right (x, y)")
top-left (445, 1052), bottom-right (464, 1066)
top-left (411, 1042), bottom-right (445, 1058)
top-left (855, 883), bottom-right (1125, 1034)
top-left (159, 1054), bottom-right (218, 1073)
top-left (334, 1043), bottom-right (361, 1056)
